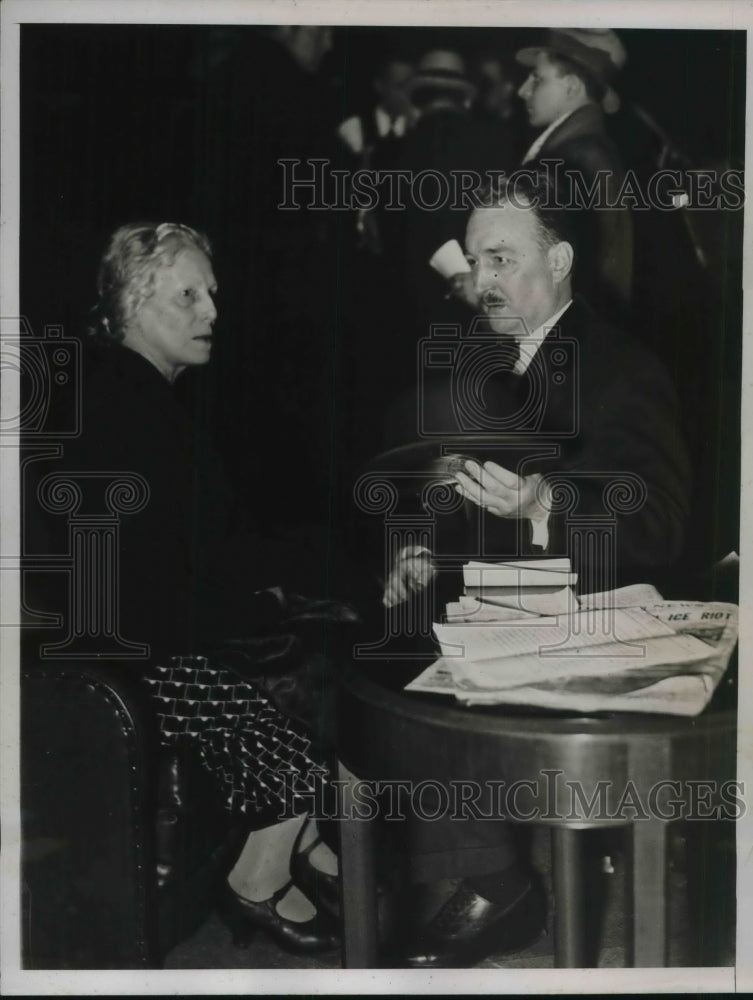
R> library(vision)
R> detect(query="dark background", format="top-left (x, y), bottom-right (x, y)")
top-left (19, 24), bottom-right (745, 569)
top-left (21, 25), bottom-right (746, 330)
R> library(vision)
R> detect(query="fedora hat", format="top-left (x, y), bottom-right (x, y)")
top-left (405, 49), bottom-right (477, 101)
top-left (516, 28), bottom-right (626, 113)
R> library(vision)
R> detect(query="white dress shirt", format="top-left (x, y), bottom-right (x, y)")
top-left (516, 299), bottom-right (573, 547)
top-left (515, 299), bottom-right (573, 374)
top-left (337, 106), bottom-right (407, 155)
top-left (374, 105), bottom-right (407, 139)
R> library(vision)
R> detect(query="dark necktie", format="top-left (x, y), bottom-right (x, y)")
top-left (503, 337), bottom-right (521, 374)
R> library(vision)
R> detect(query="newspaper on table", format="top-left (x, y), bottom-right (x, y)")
top-left (405, 583), bottom-right (738, 717)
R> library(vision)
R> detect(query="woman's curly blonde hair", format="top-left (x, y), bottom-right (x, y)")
top-left (89, 222), bottom-right (212, 343)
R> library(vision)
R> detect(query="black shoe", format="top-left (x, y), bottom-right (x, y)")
top-left (290, 824), bottom-right (400, 936)
top-left (290, 831), bottom-right (341, 919)
top-left (218, 882), bottom-right (339, 955)
top-left (399, 878), bottom-right (547, 968)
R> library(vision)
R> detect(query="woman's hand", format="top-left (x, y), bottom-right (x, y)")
top-left (383, 545), bottom-right (437, 607)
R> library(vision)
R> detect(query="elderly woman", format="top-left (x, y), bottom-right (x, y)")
top-left (56, 221), bottom-right (346, 954)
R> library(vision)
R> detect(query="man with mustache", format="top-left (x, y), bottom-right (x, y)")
top-left (385, 172), bottom-right (689, 967)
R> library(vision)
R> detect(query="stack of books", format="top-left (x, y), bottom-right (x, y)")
top-left (446, 558), bottom-right (577, 621)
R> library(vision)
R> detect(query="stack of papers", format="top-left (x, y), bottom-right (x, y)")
top-left (407, 576), bottom-right (738, 716)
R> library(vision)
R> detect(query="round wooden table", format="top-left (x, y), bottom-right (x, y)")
top-left (335, 662), bottom-right (736, 968)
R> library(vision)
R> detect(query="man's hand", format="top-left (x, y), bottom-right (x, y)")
top-left (383, 545), bottom-right (437, 608)
top-left (454, 460), bottom-right (549, 521)
top-left (446, 271), bottom-right (480, 310)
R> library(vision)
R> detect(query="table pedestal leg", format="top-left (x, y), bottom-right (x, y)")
top-left (630, 818), bottom-right (667, 966)
top-left (337, 761), bottom-right (378, 968)
top-left (551, 827), bottom-right (586, 967)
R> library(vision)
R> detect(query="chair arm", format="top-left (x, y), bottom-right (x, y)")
top-left (21, 659), bottom-right (159, 969)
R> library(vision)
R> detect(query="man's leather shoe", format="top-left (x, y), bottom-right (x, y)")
top-left (399, 878), bottom-right (546, 968)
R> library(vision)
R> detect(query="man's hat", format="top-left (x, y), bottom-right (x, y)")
top-left (405, 49), bottom-right (477, 101)
top-left (516, 28), bottom-right (626, 113)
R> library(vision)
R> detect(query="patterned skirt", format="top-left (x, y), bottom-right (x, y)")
top-left (142, 655), bottom-right (328, 817)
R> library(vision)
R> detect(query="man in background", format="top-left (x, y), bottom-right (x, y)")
top-left (336, 55), bottom-right (415, 166)
top-left (336, 54), bottom-right (415, 259)
top-left (515, 28), bottom-right (632, 324)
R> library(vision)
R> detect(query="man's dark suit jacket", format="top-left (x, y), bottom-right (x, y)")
top-left (482, 297), bottom-right (689, 591)
top-left (393, 296), bottom-right (690, 593)
top-left (526, 103), bottom-right (633, 325)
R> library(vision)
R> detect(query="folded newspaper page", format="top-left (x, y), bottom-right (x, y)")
top-left (405, 594), bottom-right (738, 716)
